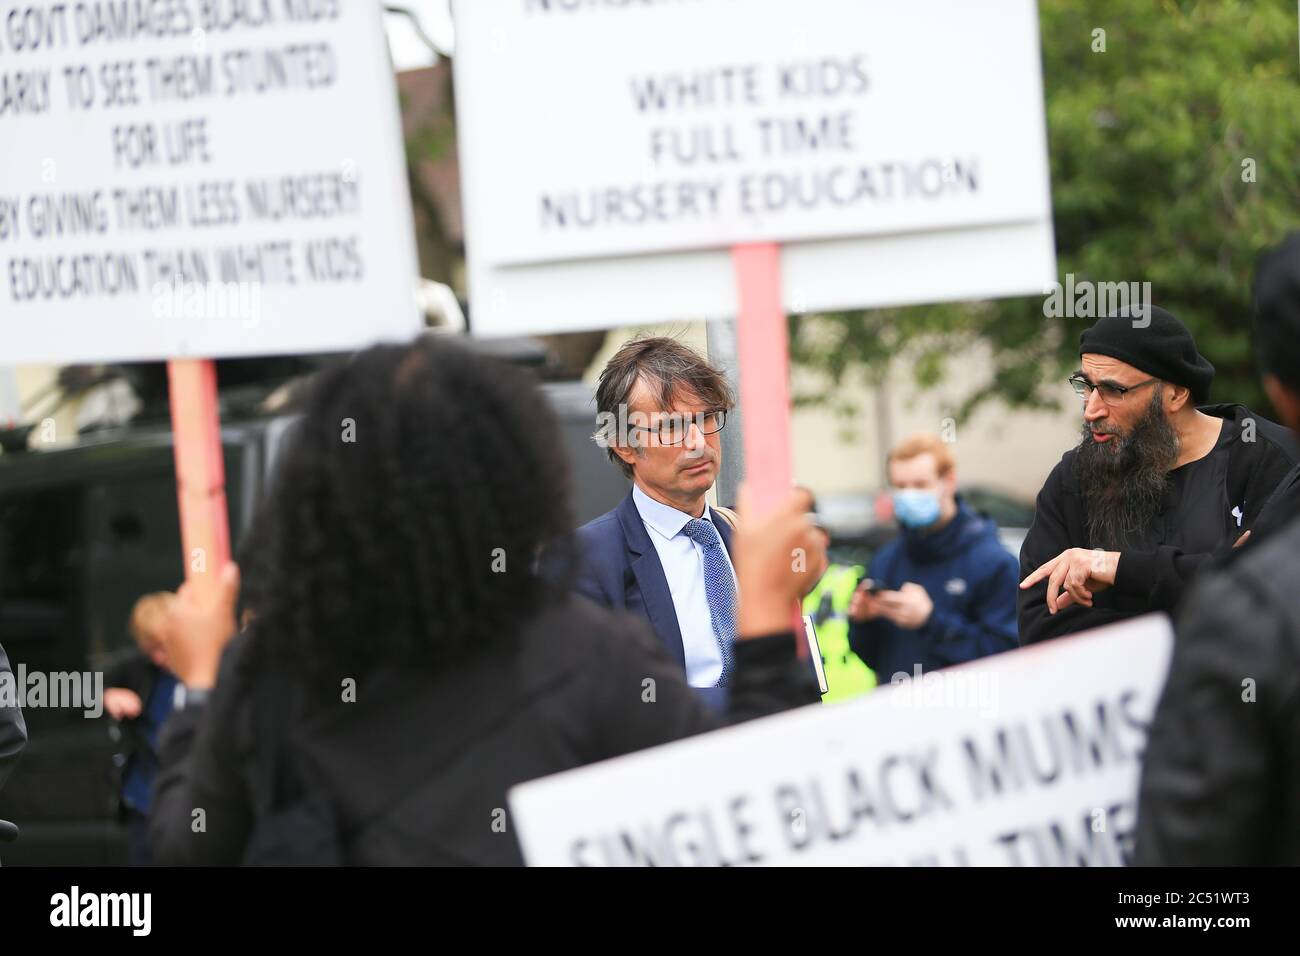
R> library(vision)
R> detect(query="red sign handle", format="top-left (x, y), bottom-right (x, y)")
top-left (167, 358), bottom-right (231, 597)
top-left (731, 243), bottom-right (805, 648)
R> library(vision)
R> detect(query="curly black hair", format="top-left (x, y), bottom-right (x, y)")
top-left (238, 336), bottom-right (573, 684)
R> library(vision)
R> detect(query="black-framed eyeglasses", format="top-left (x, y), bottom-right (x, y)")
top-left (1069, 373), bottom-right (1159, 406)
top-left (629, 409), bottom-right (728, 446)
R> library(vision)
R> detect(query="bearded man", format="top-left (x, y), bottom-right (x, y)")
top-left (1018, 305), bottom-right (1297, 644)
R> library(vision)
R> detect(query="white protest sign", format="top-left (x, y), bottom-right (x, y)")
top-left (0, 0), bottom-right (422, 364)
top-left (453, 0), bottom-right (1056, 336)
top-left (509, 614), bottom-right (1174, 866)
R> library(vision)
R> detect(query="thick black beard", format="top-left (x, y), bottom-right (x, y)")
top-left (1075, 389), bottom-right (1179, 551)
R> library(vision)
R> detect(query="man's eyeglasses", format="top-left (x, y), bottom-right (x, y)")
top-left (629, 410), bottom-right (727, 445)
top-left (1069, 373), bottom-right (1159, 406)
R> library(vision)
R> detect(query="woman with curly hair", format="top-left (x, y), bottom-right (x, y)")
top-left (151, 335), bottom-right (821, 865)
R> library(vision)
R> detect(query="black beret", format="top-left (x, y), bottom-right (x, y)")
top-left (1079, 305), bottom-right (1215, 404)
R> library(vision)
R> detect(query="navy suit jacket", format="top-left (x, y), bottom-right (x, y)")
top-left (563, 491), bottom-right (736, 678)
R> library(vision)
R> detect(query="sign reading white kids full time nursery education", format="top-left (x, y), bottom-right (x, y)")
top-left (509, 615), bottom-right (1174, 866)
top-left (454, 0), bottom-right (1056, 335)
top-left (1, 1), bottom-right (421, 364)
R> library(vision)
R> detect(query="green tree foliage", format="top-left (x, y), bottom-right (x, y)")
top-left (790, 0), bottom-right (1299, 419)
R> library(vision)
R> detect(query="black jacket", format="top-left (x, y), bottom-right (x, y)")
top-left (103, 648), bottom-right (167, 764)
top-left (1248, 459), bottom-right (1300, 543)
top-left (1133, 514), bottom-right (1300, 865)
top-left (0, 641), bottom-right (25, 793)
top-left (1019, 404), bottom-right (1297, 645)
top-left (151, 595), bottom-right (818, 866)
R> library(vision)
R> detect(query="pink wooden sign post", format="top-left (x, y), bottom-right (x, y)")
top-left (731, 242), bottom-right (804, 644)
top-left (166, 359), bottom-right (232, 599)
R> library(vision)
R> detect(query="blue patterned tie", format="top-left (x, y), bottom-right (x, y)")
top-left (681, 518), bottom-right (737, 686)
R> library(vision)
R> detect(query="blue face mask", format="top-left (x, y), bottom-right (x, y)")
top-left (892, 489), bottom-right (942, 529)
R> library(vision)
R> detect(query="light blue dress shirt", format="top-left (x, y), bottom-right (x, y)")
top-left (631, 484), bottom-right (738, 688)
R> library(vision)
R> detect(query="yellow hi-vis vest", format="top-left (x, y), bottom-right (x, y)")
top-left (803, 564), bottom-right (877, 703)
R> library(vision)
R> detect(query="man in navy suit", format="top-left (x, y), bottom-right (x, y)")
top-left (563, 336), bottom-right (740, 690)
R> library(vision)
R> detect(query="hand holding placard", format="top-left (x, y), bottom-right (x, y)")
top-left (734, 485), bottom-right (824, 637)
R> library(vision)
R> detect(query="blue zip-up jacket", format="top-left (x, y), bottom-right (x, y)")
top-left (847, 502), bottom-right (1019, 681)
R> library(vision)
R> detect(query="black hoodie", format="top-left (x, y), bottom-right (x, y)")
top-left (1018, 404), bottom-right (1298, 645)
